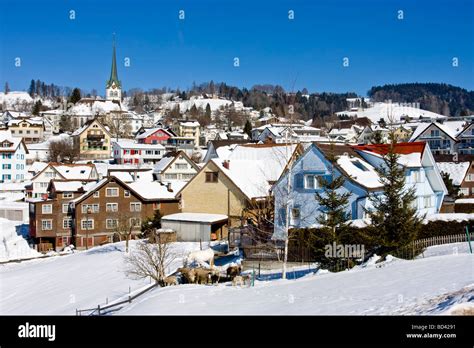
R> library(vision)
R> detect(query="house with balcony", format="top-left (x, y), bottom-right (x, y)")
top-left (112, 139), bottom-right (165, 165)
top-left (455, 122), bottom-right (474, 155)
top-left (153, 151), bottom-right (199, 181)
top-left (0, 130), bottom-right (28, 183)
top-left (72, 118), bottom-right (112, 160)
top-left (409, 121), bottom-right (466, 155)
top-left (7, 117), bottom-right (45, 144)
top-left (172, 119), bottom-right (201, 146)
top-left (272, 142), bottom-right (447, 240)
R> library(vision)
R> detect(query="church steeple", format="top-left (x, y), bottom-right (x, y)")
top-left (106, 34), bottom-right (122, 101)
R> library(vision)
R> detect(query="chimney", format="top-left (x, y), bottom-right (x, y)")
top-left (166, 182), bottom-right (172, 192)
top-left (223, 160), bottom-right (230, 169)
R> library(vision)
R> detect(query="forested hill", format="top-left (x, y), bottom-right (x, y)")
top-left (368, 83), bottom-right (474, 116)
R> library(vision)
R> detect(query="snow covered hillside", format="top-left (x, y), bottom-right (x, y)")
top-left (117, 244), bottom-right (473, 315)
top-left (0, 240), bottom-right (200, 315)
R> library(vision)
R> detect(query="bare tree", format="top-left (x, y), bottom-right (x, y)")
top-left (113, 213), bottom-right (141, 253)
top-left (124, 237), bottom-right (179, 284)
top-left (104, 112), bottom-right (133, 140)
top-left (48, 138), bottom-right (79, 163)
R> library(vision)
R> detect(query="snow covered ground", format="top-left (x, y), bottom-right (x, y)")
top-left (0, 218), bottom-right (39, 262)
top-left (1, 238), bottom-right (472, 315)
top-left (0, 240), bottom-right (200, 315)
top-left (116, 244), bottom-right (473, 315)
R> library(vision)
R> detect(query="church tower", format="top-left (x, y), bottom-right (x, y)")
top-left (106, 36), bottom-right (122, 101)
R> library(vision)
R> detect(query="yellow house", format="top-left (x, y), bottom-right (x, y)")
top-left (72, 118), bottom-right (112, 160)
top-left (173, 120), bottom-right (201, 146)
top-left (393, 125), bottom-right (412, 142)
top-left (177, 143), bottom-right (302, 238)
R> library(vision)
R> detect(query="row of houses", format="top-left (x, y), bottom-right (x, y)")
top-left (27, 139), bottom-right (453, 251)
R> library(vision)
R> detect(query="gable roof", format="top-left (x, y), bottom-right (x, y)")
top-left (409, 122), bottom-right (464, 142)
top-left (71, 118), bottom-right (112, 137)
top-left (135, 127), bottom-right (174, 140)
top-left (153, 151), bottom-right (199, 173)
top-left (31, 162), bottom-right (97, 181)
top-left (436, 162), bottom-right (470, 186)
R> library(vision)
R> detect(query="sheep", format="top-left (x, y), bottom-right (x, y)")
top-left (232, 275), bottom-right (244, 287)
top-left (232, 274), bottom-right (252, 287)
top-left (177, 267), bottom-right (196, 284)
top-left (194, 268), bottom-right (212, 285)
top-left (162, 276), bottom-right (178, 287)
top-left (226, 265), bottom-right (242, 280)
top-left (186, 248), bottom-right (215, 267)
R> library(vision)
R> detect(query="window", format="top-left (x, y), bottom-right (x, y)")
top-left (205, 172), bottom-right (218, 183)
top-left (291, 207), bottom-right (300, 220)
top-left (42, 204), bottom-right (52, 214)
top-left (130, 218), bottom-right (141, 228)
top-left (182, 173), bottom-right (195, 180)
top-left (130, 202), bottom-right (141, 212)
top-left (2, 164), bottom-right (11, 169)
top-left (81, 204), bottom-right (99, 213)
top-left (466, 174), bottom-right (474, 182)
top-left (81, 219), bottom-right (94, 230)
top-left (63, 192), bottom-right (73, 198)
top-left (304, 175), bottom-right (318, 189)
top-left (63, 219), bottom-right (72, 229)
top-left (430, 130), bottom-right (440, 137)
top-left (93, 191), bottom-right (100, 198)
top-left (40, 182), bottom-right (49, 188)
top-left (124, 190), bottom-right (130, 197)
top-left (423, 196), bottom-right (432, 208)
top-left (411, 171), bottom-right (422, 183)
top-left (460, 188), bottom-right (469, 196)
top-left (41, 219), bottom-right (52, 230)
top-left (62, 204), bottom-right (69, 214)
top-left (106, 219), bottom-right (118, 229)
top-left (106, 188), bottom-right (119, 197)
top-left (175, 163), bottom-right (188, 170)
top-left (106, 203), bottom-right (118, 212)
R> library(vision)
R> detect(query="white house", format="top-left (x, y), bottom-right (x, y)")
top-left (0, 130), bottom-right (28, 183)
top-left (153, 151), bottom-right (200, 182)
top-left (28, 162), bottom-right (99, 198)
top-left (112, 140), bottom-right (165, 165)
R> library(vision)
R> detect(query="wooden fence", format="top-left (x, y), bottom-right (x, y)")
top-left (393, 232), bottom-right (474, 260)
top-left (76, 282), bottom-right (159, 316)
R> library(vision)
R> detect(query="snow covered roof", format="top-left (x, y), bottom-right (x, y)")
top-left (180, 121), bottom-right (200, 127)
top-left (135, 127), bottom-right (172, 139)
top-left (108, 169), bottom-right (154, 183)
top-left (28, 161), bottom-right (48, 174)
top-left (436, 162), bottom-right (470, 186)
top-left (153, 156), bottom-right (174, 172)
top-left (161, 212), bottom-right (228, 223)
top-left (410, 121), bottom-right (466, 142)
top-left (336, 155), bottom-right (382, 189)
top-left (53, 164), bottom-right (95, 180)
top-left (127, 180), bottom-right (186, 200)
top-left (209, 144), bottom-right (299, 199)
top-left (51, 180), bottom-right (96, 192)
top-left (0, 130), bottom-right (23, 152)
top-left (8, 118), bottom-right (43, 126)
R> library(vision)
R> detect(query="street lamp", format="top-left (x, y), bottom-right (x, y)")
top-left (85, 207), bottom-right (92, 250)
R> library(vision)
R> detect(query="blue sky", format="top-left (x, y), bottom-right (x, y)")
top-left (1, 0), bottom-right (473, 96)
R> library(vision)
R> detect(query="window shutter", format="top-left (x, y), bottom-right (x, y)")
top-left (294, 173), bottom-right (304, 189)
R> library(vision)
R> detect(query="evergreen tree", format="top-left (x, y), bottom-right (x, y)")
top-left (205, 103), bottom-right (211, 119)
top-left (59, 114), bottom-right (73, 132)
top-left (32, 100), bottom-right (42, 115)
top-left (4, 82), bottom-right (10, 94)
top-left (441, 172), bottom-right (460, 198)
top-left (371, 131), bottom-right (384, 144)
top-left (35, 79), bottom-right (41, 96)
top-left (68, 88), bottom-right (82, 104)
top-left (243, 119), bottom-right (252, 138)
top-left (367, 132), bottom-right (422, 256)
top-left (28, 80), bottom-right (35, 97)
top-left (314, 143), bottom-right (352, 241)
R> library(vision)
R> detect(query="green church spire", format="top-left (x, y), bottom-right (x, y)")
top-left (106, 34), bottom-right (121, 89)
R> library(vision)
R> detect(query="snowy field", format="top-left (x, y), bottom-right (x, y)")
top-left (116, 244), bottom-right (474, 315)
top-left (0, 240), bottom-right (200, 315)
top-left (0, 237), bottom-right (472, 315)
